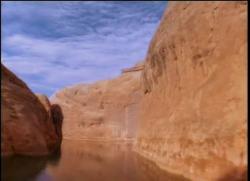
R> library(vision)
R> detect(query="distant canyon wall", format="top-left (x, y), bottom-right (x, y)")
top-left (1, 64), bottom-right (63, 156)
top-left (135, 1), bottom-right (247, 181)
top-left (50, 63), bottom-right (143, 141)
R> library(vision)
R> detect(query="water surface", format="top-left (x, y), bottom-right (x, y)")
top-left (2, 140), bottom-right (189, 181)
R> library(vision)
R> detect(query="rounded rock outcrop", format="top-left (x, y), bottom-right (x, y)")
top-left (1, 64), bottom-right (63, 156)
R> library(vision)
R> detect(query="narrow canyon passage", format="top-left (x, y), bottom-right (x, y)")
top-left (1, 1), bottom-right (247, 181)
top-left (1, 140), bottom-right (190, 181)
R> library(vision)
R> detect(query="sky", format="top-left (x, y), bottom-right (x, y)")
top-left (2, 1), bottom-right (167, 96)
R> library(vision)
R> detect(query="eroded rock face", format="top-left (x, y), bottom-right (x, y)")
top-left (1, 64), bottom-right (62, 156)
top-left (36, 94), bottom-right (63, 152)
top-left (50, 64), bottom-right (143, 141)
top-left (51, 104), bottom-right (63, 144)
top-left (135, 1), bottom-right (247, 181)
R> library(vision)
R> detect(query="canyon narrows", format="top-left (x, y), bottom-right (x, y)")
top-left (50, 1), bottom-right (247, 181)
top-left (1, 1), bottom-right (247, 181)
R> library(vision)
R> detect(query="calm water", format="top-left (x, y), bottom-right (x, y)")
top-left (1, 140), bottom-right (190, 181)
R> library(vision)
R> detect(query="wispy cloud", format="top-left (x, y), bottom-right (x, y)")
top-left (2, 1), bottom-right (167, 96)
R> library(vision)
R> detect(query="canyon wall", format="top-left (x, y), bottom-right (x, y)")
top-left (50, 63), bottom-right (143, 141)
top-left (135, 1), bottom-right (247, 181)
top-left (1, 64), bottom-right (62, 156)
top-left (14, 1), bottom-right (246, 180)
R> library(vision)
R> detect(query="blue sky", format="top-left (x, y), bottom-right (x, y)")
top-left (2, 1), bottom-right (167, 96)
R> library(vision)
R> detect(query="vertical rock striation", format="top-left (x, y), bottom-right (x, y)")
top-left (135, 1), bottom-right (247, 181)
top-left (50, 63), bottom-right (143, 141)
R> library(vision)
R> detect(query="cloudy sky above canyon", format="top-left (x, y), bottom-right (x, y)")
top-left (2, 1), bottom-right (167, 96)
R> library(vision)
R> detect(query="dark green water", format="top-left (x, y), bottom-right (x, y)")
top-left (1, 140), bottom-right (189, 181)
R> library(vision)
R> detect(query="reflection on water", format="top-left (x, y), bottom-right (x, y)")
top-left (1, 155), bottom-right (53, 181)
top-left (1, 140), bottom-right (190, 181)
top-left (1, 149), bottom-right (61, 181)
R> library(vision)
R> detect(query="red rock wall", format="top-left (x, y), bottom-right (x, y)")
top-left (1, 64), bottom-right (62, 156)
top-left (51, 67), bottom-right (142, 141)
top-left (135, 2), bottom-right (247, 181)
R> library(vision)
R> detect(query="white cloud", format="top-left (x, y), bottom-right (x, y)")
top-left (2, 1), bottom-right (167, 95)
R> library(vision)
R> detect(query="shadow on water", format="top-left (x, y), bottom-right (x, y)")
top-left (1, 148), bottom-right (62, 181)
top-left (47, 148), bottom-right (62, 167)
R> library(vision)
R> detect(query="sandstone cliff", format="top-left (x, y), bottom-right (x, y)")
top-left (135, 1), bottom-right (247, 181)
top-left (1, 64), bottom-right (63, 156)
top-left (27, 1), bottom-right (247, 180)
top-left (50, 64), bottom-right (143, 141)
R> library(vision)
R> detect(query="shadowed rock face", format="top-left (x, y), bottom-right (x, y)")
top-left (51, 104), bottom-right (63, 145)
top-left (51, 64), bottom-right (143, 141)
top-left (1, 64), bottom-right (63, 156)
top-left (35, 95), bottom-right (63, 153)
top-left (135, 1), bottom-right (247, 181)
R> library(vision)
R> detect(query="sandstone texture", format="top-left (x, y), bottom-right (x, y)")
top-left (1, 64), bottom-right (63, 156)
top-left (135, 1), bottom-right (247, 181)
top-left (48, 2), bottom-right (247, 180)
top-left (50, 64), bottom-right (143, 141)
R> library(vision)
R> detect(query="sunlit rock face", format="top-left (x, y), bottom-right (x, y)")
top-left (135, 1), bottom-right (247, 181)
top-left (1, 64), bottom-right (62, 156)
top-left (51, 63), bottom-right (143, 141)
